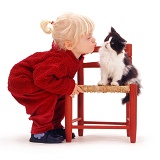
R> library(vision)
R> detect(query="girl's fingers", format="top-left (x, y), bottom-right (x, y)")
top-left (70, 93), bottom-right (75, 98)
top-left (76, 86), bottom-right (84, 93)
top-left (70, 85), bottom-right (84, 97)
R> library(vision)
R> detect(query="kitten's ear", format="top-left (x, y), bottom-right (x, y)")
top-left (111, 27), bottom-right (116, 32)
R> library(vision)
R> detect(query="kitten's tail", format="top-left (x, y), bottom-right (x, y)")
top-left (122, 93), bottom-right (130, 105)
top-left (121, 83), bottom-right (141, 105)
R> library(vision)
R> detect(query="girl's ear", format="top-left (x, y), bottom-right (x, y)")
top-left (64, 40), bottom-right (73, 50)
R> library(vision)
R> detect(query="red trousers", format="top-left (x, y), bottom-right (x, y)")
top-left (12, 90), bottom-right (65, 134)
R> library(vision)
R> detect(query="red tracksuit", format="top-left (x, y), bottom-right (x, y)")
top-left (8, 43), bottom-right (84, 134)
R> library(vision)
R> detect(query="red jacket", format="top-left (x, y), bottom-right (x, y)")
top-left (8, 43), bottom-right (84, 95)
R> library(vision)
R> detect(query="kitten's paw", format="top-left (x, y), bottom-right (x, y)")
top-left (111, 82), bottom-right (119, 86)
top-left (98, 81), bottom-right (106, 86)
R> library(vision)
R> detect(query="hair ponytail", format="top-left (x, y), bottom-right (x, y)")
top-left (40, 20), bottom-right (52, 34)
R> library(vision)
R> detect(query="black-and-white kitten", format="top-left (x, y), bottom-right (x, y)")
top-left (98, 27), bottom-right (141, 104)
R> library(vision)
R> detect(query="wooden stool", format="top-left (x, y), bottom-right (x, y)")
top-left (65, 44), bottom-right (138, 143)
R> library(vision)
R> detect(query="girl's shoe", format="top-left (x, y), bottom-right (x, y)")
top-left (53, 128), bottom-right (75, 139)
top-left (29, 130), bottom-right (64, 143)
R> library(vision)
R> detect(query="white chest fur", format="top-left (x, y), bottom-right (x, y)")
top-left (98, 46), bottom-right (125, 86)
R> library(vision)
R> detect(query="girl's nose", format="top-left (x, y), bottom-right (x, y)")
top-left (92, 37), bottom-right (96, 43)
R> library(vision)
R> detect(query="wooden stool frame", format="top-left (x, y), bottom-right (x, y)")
top-left (65, 44), bottom-right (138, 143)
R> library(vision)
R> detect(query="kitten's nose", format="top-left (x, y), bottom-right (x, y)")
top-left (105, 41), bottom-right (109, 45)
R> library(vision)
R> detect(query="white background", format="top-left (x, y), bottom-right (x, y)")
top-left (0, 0), bottom-right (159, 159)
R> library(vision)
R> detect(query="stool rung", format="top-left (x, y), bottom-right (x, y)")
top-left (72, 125), bottom-right (129, 129)
top-left (72, 118), bottom-right (82, 123)
top-left (84, 121), bottom-right (126, 125)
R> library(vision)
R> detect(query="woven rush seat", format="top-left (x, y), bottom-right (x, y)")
top-left (79, 85), bottom-right (130, 93)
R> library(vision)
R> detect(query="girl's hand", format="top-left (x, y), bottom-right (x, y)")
top-left (70, 84), bottom-right (84, 98)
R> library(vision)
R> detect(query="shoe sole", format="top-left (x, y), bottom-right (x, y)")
top-left (29, 139), bottom-right (63, 143)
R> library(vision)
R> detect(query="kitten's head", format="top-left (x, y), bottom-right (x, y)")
top-left (103, 27), bottom-right (127, 54)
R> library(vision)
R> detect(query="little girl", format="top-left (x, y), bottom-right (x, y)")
top-left (8, 12), bottom-right (96, 143)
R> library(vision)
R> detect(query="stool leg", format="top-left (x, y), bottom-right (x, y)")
top-left (129, 84), bottom-right (137, 143)
top-left (78, 93), bottom-right (84, 136)
top-left (126, 102), bottom-right (130, 137)
top-left (65, 95), bottom-right (72, 142)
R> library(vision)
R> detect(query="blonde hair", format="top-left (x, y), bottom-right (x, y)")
top-left (40, 13), bottom-right (95, 50)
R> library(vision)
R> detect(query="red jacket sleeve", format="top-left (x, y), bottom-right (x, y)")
top-left (33, 58), bottom-right (75, 95)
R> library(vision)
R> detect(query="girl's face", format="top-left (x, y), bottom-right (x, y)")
top-left (71, 33), bottom-right (96, 58)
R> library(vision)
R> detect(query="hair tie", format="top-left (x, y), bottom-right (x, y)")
top-left (50, 21), bottom-right (54, 24)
